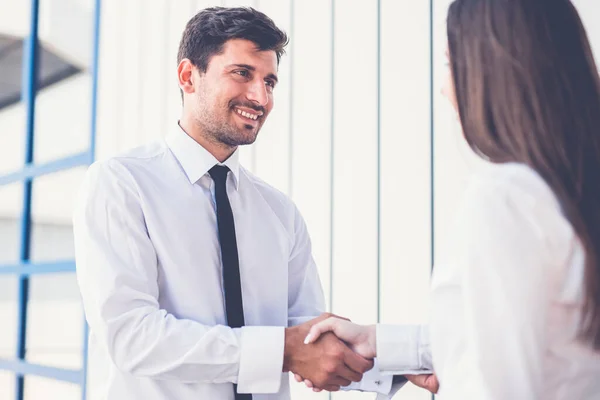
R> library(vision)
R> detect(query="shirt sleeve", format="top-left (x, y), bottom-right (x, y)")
top-left (376, 324), bottom-right (432, 374)
top-left (286, 204), bottom-right (326, 327)
top-left (73, 160), bottom-right (283, 393)
top-left (431, 178), bottom-right (564, 399)
top-left (339, 325), bottom-right (432, 397)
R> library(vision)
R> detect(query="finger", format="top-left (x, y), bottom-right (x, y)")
top-left (304, 379), bottom-right (313, 388)
top-left (325, 375), bottom-right (352, 388)
top-left (318, 312), bottom-right (350, 323)
top-left (329, 313), bottom-right (351, 322)
top-left (424, 375), bottom-right (440, 394)
top-left (314, 374), bottom-right (352, 390)
top-left (336, 363), bottom-right (362, 382)
top-left (304, 318), bottom-right (338, 344)
top-left (322, 385), bottom-right (340, 392)
top-left (405, 374), bottom-right (439, 394)
top-left (293, 374), bottom-right (303, 383)
top-left (406, 374), bottom-right (428, 388)
top-left (343, 348), bottom-right (374, 374)
top-left (312, 388), bottom-right (323, 392)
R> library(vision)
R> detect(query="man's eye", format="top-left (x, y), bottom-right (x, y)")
top-left (266, 80), bottom-right (275, 88)
top-left (235, 70), bottom-right (249, 77)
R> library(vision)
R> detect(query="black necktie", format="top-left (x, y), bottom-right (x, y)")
top-left (208, 165), bottom-right (252, 400)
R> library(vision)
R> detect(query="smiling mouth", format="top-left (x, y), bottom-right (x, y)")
top-left (234, 107), bottom-right (263, 122)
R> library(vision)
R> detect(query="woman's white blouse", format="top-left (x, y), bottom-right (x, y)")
top-left (430, 162), bottom-right (600, 400)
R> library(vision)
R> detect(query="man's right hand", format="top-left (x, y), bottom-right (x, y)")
top-left (283, 314), bottom-right (374, 392)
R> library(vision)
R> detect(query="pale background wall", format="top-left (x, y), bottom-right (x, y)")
top-left (1, 0), bottom-right (599, 399)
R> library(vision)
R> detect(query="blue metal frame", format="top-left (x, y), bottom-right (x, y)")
top-left (0, 0), bottom-right (101, 398)
top-left (430, 0), bottom-right (435, 398)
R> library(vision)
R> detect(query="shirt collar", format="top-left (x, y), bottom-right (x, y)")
top-left (166, 123), bottom-right (240, 189)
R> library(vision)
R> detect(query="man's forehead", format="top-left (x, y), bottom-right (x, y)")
top-left (217, 39), bottom-right (278, 69)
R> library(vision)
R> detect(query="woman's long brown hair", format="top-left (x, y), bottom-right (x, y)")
top-left (447, 0), bottom-right (600, 348)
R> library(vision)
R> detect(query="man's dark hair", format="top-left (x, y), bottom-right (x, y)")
top-left (177, 7), bottom-right (289, 72)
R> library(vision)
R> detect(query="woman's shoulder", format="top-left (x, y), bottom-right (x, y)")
top-left (466, 162), bottom-right (561, 211)
top-left (458, 162), bottom-right (576, 268)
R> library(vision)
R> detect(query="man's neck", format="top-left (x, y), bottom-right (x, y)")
top-left (178, 117), bottom-right (236, 163)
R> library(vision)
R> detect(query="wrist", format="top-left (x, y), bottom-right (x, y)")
top-left (283, 326), bottom-right (299, 372)
top-left (368, 324), bottom-right (377, 357)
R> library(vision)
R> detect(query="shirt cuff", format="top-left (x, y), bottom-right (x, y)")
top-left (375, 376), bottom-right (409, 400)
top-left (236, 326), bottom-right (285, 393)
top-left (376, 324), bottom-right (432, 375)
top-left (341, 358), bottom-right (392, 394)
top-left (360, 358), bottom-right (393, 394)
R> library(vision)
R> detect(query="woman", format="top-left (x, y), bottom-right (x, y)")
top-left (303, 0), bottom-right (600, 398)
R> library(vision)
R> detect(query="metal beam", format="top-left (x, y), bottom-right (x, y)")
top-left (0, 359), bottom-right (84, 385)
top-left (0, 260), bottom-right (76, 276)
top-left (0, 152), bottom-right (91, 187)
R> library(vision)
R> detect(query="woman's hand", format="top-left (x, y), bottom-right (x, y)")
top-left (405, 374), bottom-right (439, 394)
top-left (304, 317), bottom-right (376, 359)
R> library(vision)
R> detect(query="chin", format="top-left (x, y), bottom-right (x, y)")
top-left (222, 131), bottom-right (259, 147)
top-left (239, 126), bottom-right (260, 143)
top-left (240, 134), bottom-right (259, 145)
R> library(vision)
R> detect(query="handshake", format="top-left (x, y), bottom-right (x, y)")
top-left (283, 313), bottom-right (439, 394)
top-left (282, 313), bottom-right (374, 392)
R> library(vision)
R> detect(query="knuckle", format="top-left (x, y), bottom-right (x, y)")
top-left (324, 362), bottom-right (337, 374)
top-left (360, 360), bottom-right (373, 372)
top-left (316, 375), bottom-right (329, 388)
top-left (334, 348), bottom-right (345, 359)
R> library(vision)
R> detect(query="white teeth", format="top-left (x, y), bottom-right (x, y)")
top-left (236, 108), bottom-right (258, 120)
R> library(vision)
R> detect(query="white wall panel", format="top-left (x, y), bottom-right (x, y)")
top-left (94, 0), bottom-right (119, 161)
top-left (379, 1), bottom-right (432, 399)
top-left (379, 0), bottom-right (432, 321)
top-left (119, 0), bottom-right (144, 150)
top-left (329, 0), bottom-right (378, 320)
top-left (289, 0), bottom-right (333, 323)
top-left (288, 2), bottom-right (333, 397)
top-left (330, 1), bottom-right (379, 398)
top-left (138, 0), bottom-right (170, 143)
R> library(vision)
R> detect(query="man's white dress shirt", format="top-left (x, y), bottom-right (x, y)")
top-left (428, 162), bottom-right (600, 399)
top-left (73, 124), bottom-right (392, 400)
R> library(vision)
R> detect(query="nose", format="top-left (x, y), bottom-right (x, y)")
top-left (246, 79), bottom-right (269, 108)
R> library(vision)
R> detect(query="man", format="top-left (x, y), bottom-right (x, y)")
top-left (73, 7), bottom-right (433, 400)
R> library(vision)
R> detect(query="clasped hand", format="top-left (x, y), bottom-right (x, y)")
top-left (283, 313), bottom-right (374, 392)
top-left (288, 314), bottom-right (439, 394)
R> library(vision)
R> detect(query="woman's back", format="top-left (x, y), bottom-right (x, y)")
top-left (430, 162), bottom-right (600, 399)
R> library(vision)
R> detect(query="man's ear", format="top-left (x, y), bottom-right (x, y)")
top-left (177, 59), bottom-right (196, 95)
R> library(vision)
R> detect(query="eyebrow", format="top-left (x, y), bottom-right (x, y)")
top-left (228, 63), bottom-right (279, 83)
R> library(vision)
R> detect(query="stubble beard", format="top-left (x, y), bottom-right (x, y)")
top-left (195, 105), bottom-right (260, 148)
